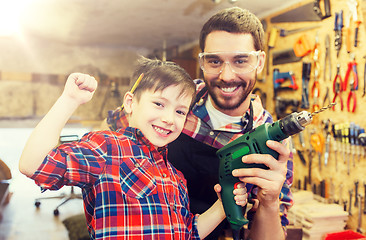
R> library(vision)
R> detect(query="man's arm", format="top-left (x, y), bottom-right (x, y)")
top-left (232, 140), bottom-right (290, 240)
top-left (19, 73), bottom-right (97, 177)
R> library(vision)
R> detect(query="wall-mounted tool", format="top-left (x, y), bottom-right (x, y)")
top-left (311, 132), bottom-right (325, 171)
top-left (272, 34), bottom-right (312, 65)
top-left (266, 28), bottom-right (278, 75)
top-left (354, 180), bottom-right (359, 207)
top-left (270, 0), bottom-right (331, 22)
top-left (334, 10), bottom-right (344, 57)
top-left (357, 194), bottom-right (364, 233)
top-left (324, 34), bottom-right (332, 82)
top-left (332, 64), bottom-right (344, 111)
top-left (273, 69), bottom-right (298, 98)
top-left (344, 55), bottom-right (359, 112)
top-left (275, 97), bottom-right (300, 119)
top-left (364, 182), bottom-right (366, 215)
top-left (276, 25), bottom-right (320, 37)
top-left (301, 62), bottom-right (312, 109)
top-left (363, 56), bottom-right (366, 97)
top-left (252, 88), bottom-right (267, 109)
top-left (311, 33), bottom-right (320, 112)
top-left (347, 0), bottom-right (361, 47)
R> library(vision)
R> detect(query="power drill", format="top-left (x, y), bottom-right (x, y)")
top-left (216, 104), bottom-right (335, 239)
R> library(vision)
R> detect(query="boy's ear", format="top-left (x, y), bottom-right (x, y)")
top-left (123, 92), bottom-right (134, 114)
top-left (256, 51), bottom-right (266, 74)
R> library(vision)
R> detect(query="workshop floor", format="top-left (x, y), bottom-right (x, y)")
top-left (0, 126), bottom-right (90, 240)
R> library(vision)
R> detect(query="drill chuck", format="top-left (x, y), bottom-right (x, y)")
top-left (280, 111), bottom-right (312, 136)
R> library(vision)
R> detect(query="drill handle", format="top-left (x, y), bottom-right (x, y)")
top-left (220, 177), bottom-right (249, 231)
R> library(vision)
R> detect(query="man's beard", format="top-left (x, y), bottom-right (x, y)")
top-left (206, 73), bottom-right (256, 111)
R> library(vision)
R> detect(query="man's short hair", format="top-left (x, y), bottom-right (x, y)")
top-left (199, 7), bottom-right (265, 52)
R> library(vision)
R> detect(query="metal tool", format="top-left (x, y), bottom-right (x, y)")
top-left (348, 0), bottom-right (361, 47)
top-left (344, 56), bottom-right (359, 112)
top-left (355, 180), bottom-right (359, 207)
top-left (357, 194), bottom-right (364, 233)
top-left (323, 119), bottom-right (331, 166)
top-left (364, 182), bottom-right (366, 214)
top-left (270, 0), bottom-right (331, 22)
top-left (332, 64), bottom-right (344, 111)
top-left (272, 69), bottom-right (298, 98)
top-left (301, 62), bottom-right (311, 109)
top-left (267, 28), bottom-right (278, 75)
top-left (363, 56), bottom-right (366, 97)
top-left (345, 8), bottom-right (352, 53)
top-left (334, 10), bottom-right (344, 57)
top-left (311, 33), bottom-right (320, 112)
top-left (277, 25), bottom-right (320, 37)
top-left (324, 34), bottom-right (332, 82)
top-left (311, 133), bottom-right (324, 171)
top-left (349, 189), bottom-right (353, 216)
top-left (350, 122), bottom-right (357, 167)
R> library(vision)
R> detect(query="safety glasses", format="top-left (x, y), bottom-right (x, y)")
top-left (198, 51), bottom-right (262, 75)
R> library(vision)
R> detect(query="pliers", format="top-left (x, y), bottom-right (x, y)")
top-left (332, 64), bottom-right (344, 111)
top-left (334, 10), bottom-right (344, 57)
top-left (344, 56), bottom-right (359, 112)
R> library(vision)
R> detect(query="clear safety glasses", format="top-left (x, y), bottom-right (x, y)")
top-left (198, 51), bottom-right (262, 75)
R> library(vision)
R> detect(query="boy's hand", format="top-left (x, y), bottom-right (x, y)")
top-left (62, 73), bottom-right (98, 105)
top-left (214, 183), bottom-right (248, 206)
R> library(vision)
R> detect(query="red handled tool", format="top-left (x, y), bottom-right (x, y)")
top-left (332, 64), bottom-right (344, 111)
top-left (344, 56), bottom-right (359, 112)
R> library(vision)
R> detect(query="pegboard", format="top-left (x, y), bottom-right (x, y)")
top-left (258, 0), bottom-right (366, 232)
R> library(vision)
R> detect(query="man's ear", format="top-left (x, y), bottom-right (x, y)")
top-left (123, 92), bottom-right (134, 114)
top-left (256, 51), bottom-right (266, 74)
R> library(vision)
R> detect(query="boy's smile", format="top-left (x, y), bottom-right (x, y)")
top-left (127, 84), bottom-right (192, 148)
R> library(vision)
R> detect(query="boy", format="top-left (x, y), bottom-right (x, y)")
top-left (19, 57), bottom-right (247, 240)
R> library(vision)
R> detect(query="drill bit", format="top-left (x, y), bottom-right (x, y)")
top-left (311, 102), bottom-right (337, 116)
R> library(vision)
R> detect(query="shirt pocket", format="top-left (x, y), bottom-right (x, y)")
top-left (119, 157), bottom-right (157, 199)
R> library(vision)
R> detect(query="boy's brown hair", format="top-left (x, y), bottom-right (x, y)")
top-left (131, 56), bottom-right (196, 108)
top-left (199, 7), bottom-right (265, 52)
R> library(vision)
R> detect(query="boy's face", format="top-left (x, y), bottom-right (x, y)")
top-left (202, 31), bottom-right (265, 116)
top-left (127, 84), bottom-right (192, 148)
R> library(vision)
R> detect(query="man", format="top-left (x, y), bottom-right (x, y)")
top-left (105, 7), bottom-right (292, 240)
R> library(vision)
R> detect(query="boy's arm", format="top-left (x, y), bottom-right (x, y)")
top-left (196, 183), bottom-right (247, 239)
top-left (19, 73), bottom-right (97, 177)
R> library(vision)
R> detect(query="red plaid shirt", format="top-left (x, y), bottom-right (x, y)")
top-left (107, 80), bottom-right (294, 231)
top-left (31, 127), bottom-right (200, 240)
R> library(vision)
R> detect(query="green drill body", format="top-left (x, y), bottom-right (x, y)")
top-left (216, 111), bottom-right (313, 233)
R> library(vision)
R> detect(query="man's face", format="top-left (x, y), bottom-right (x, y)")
top-left (128, 85), bottom-right (192, 148)
top-left (202, 31), bottom-right (265, 116)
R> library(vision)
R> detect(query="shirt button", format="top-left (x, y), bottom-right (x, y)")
top-left (134, 163), bottom-right (140, 168)
top-left (209, 131), bottom-right (214, 136)
top-left (162, 173), bottom-right (167, 178)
